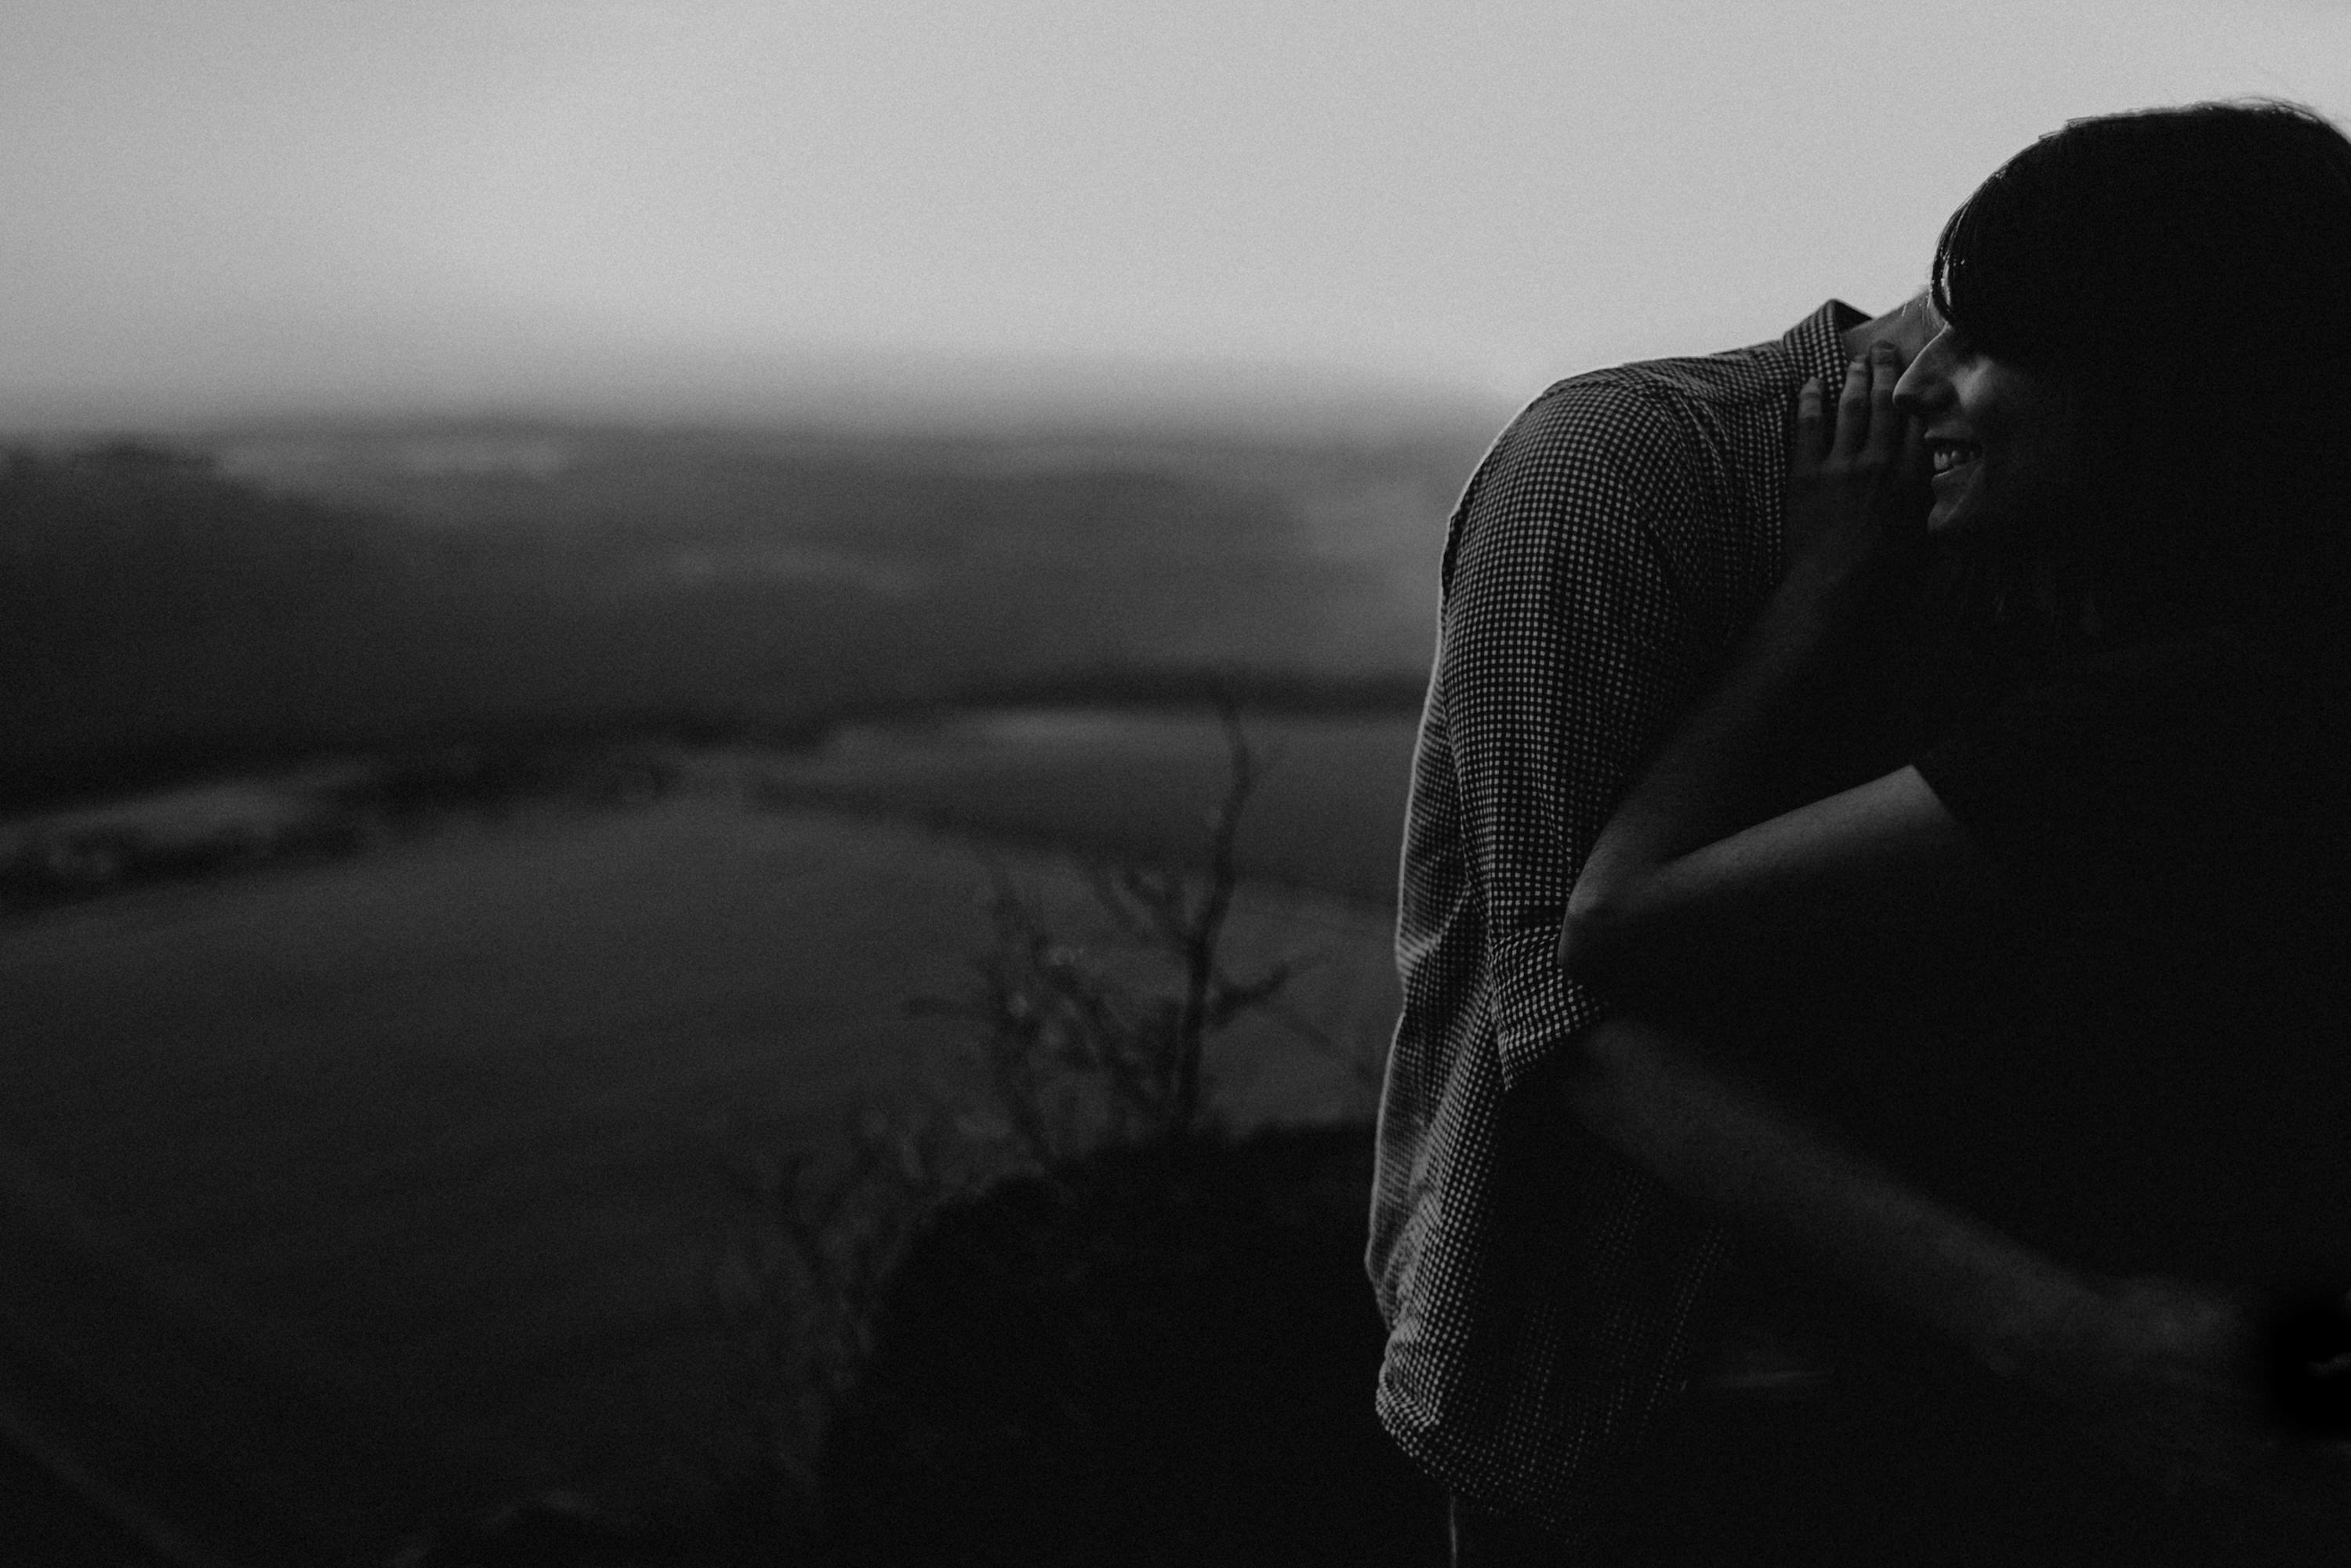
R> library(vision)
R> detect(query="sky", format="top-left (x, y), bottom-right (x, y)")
top-left (4, 0), bottom-right (2349, 430)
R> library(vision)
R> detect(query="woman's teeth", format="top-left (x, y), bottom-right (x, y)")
top-left (1929, 442), bottom-right (1980, 475)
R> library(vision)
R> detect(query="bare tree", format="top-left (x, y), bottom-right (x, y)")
top-left (706, 702), bottom-right (1344, 1538)
top-left (911, 705), bottom-right (1315, 1156)
top-left (702, 1102), bottom-right (969, 1545)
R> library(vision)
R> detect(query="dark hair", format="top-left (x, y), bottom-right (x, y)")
top-left (1928, 100), bottom-right (2351, 654)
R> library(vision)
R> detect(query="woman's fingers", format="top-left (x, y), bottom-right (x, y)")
top-left (1896, 397), bottom-right (1928, 490)
top-left (1792, 377), bottom-right (1825, 472)
top-left (1784, 349), bottom-right (1928, 574)
top-left (1867, 342), bottom-right (1903, 463)
top-left (1835, 356), bottom-right (1870, 460)
top-left (1817, 343), bottom-right (1917, 469)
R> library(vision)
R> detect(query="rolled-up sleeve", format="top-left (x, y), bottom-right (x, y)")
top-left (1440, 379), bottom-right (1716, 1091)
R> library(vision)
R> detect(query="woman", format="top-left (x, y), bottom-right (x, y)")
top-left (1554, 100), bottom-right (2351, 1557)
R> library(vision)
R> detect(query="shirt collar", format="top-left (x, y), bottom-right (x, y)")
top-left (1783, 299), bottom-right (1871, 394)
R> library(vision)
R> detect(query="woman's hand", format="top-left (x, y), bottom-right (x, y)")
top-left (1784, 341), bottom-right (1930, 601)
top-left (2001, 1276), bottom-right (2275, 1493)
top-left (1563, 1015), bottom-right (2349, 1515)
top-left (1997, 1273), bottom-right (2351, 1512)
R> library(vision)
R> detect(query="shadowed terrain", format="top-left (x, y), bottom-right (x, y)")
top-left (0, 740), bottom-right (1404, 1562)
top-left (0, 414), bottom-right (1469, 1562)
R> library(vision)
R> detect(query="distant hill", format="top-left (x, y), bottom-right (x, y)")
top-left (2, 418), bottom-right (1486, 806)
top-left (202, 417), bottom-right (1482, 673)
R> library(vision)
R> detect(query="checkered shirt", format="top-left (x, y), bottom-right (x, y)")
top-left (1368, 301), bottom-right (1866, 1538)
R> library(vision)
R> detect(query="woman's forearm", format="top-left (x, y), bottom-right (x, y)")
top-left (1565, 1014), bottom-right (2316, 1497)
top-left (1558, 567), bottom-right (1873, 981)
top-left (1567, 572), bottom-right (1853, 916)
top-left (1561, 348), bottom-right (1928, 985)
top-left (1563, 1013), bottom-right (2095, 1370)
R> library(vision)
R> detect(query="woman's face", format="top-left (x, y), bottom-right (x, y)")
top-left (1893, 325), bottom-right (2081, 537)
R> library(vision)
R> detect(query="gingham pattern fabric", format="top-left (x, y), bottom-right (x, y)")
top-left (1369, 301), bottom-right (1865, 1540)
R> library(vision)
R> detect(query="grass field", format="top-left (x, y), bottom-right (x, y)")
top-left (0, 732), bottom-right (1406, 1561)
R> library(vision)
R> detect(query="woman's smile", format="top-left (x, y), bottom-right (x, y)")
top-left (1923, 437), bottom-right (1983, 517)
top-left (1894, 329), bottom-right (2077, 535)
top-left (1926, 440), bottom-right (1981, 476)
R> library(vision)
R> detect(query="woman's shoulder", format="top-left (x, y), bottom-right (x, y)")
top-left (2014, 612), bottom-right (2346, 732)
top-left (1914, 611), bottom-right (2350, 908)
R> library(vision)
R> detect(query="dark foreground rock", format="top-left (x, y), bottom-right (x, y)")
top-left (820, 1122), bottom-right (1445, 1568)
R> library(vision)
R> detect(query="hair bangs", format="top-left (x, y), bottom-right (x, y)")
top-left (1931, 142), bottom-right (2075, 368)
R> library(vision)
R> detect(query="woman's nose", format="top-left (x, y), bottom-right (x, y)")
top-left (1892, 355), bottom-right (1941, 417)
top-left (1892, 326), bottom-right (1955, 417)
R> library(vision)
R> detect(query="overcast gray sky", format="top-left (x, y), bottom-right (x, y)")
top-left (5, 0), bottom-right (2348, 426)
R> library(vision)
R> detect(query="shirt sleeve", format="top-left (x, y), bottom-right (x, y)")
top-left (1439, 378), bottom-right (1719, 1091)
top-left (1912, 627), bottom-right (2309, 913)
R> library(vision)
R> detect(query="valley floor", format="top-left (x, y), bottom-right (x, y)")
top-left (0, 739), bottom-right (1405, 1563)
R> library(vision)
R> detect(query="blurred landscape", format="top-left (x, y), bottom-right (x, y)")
top-left (2, 414), bottom-right (1491, 807)
top-left (0, 405), bottom-right (1488, 1564)
top-left (10, 0), bottom-right (2329, 1556)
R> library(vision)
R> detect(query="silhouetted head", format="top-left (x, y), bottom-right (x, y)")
top-left (1903, 100), bottom-right (2351, 643)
